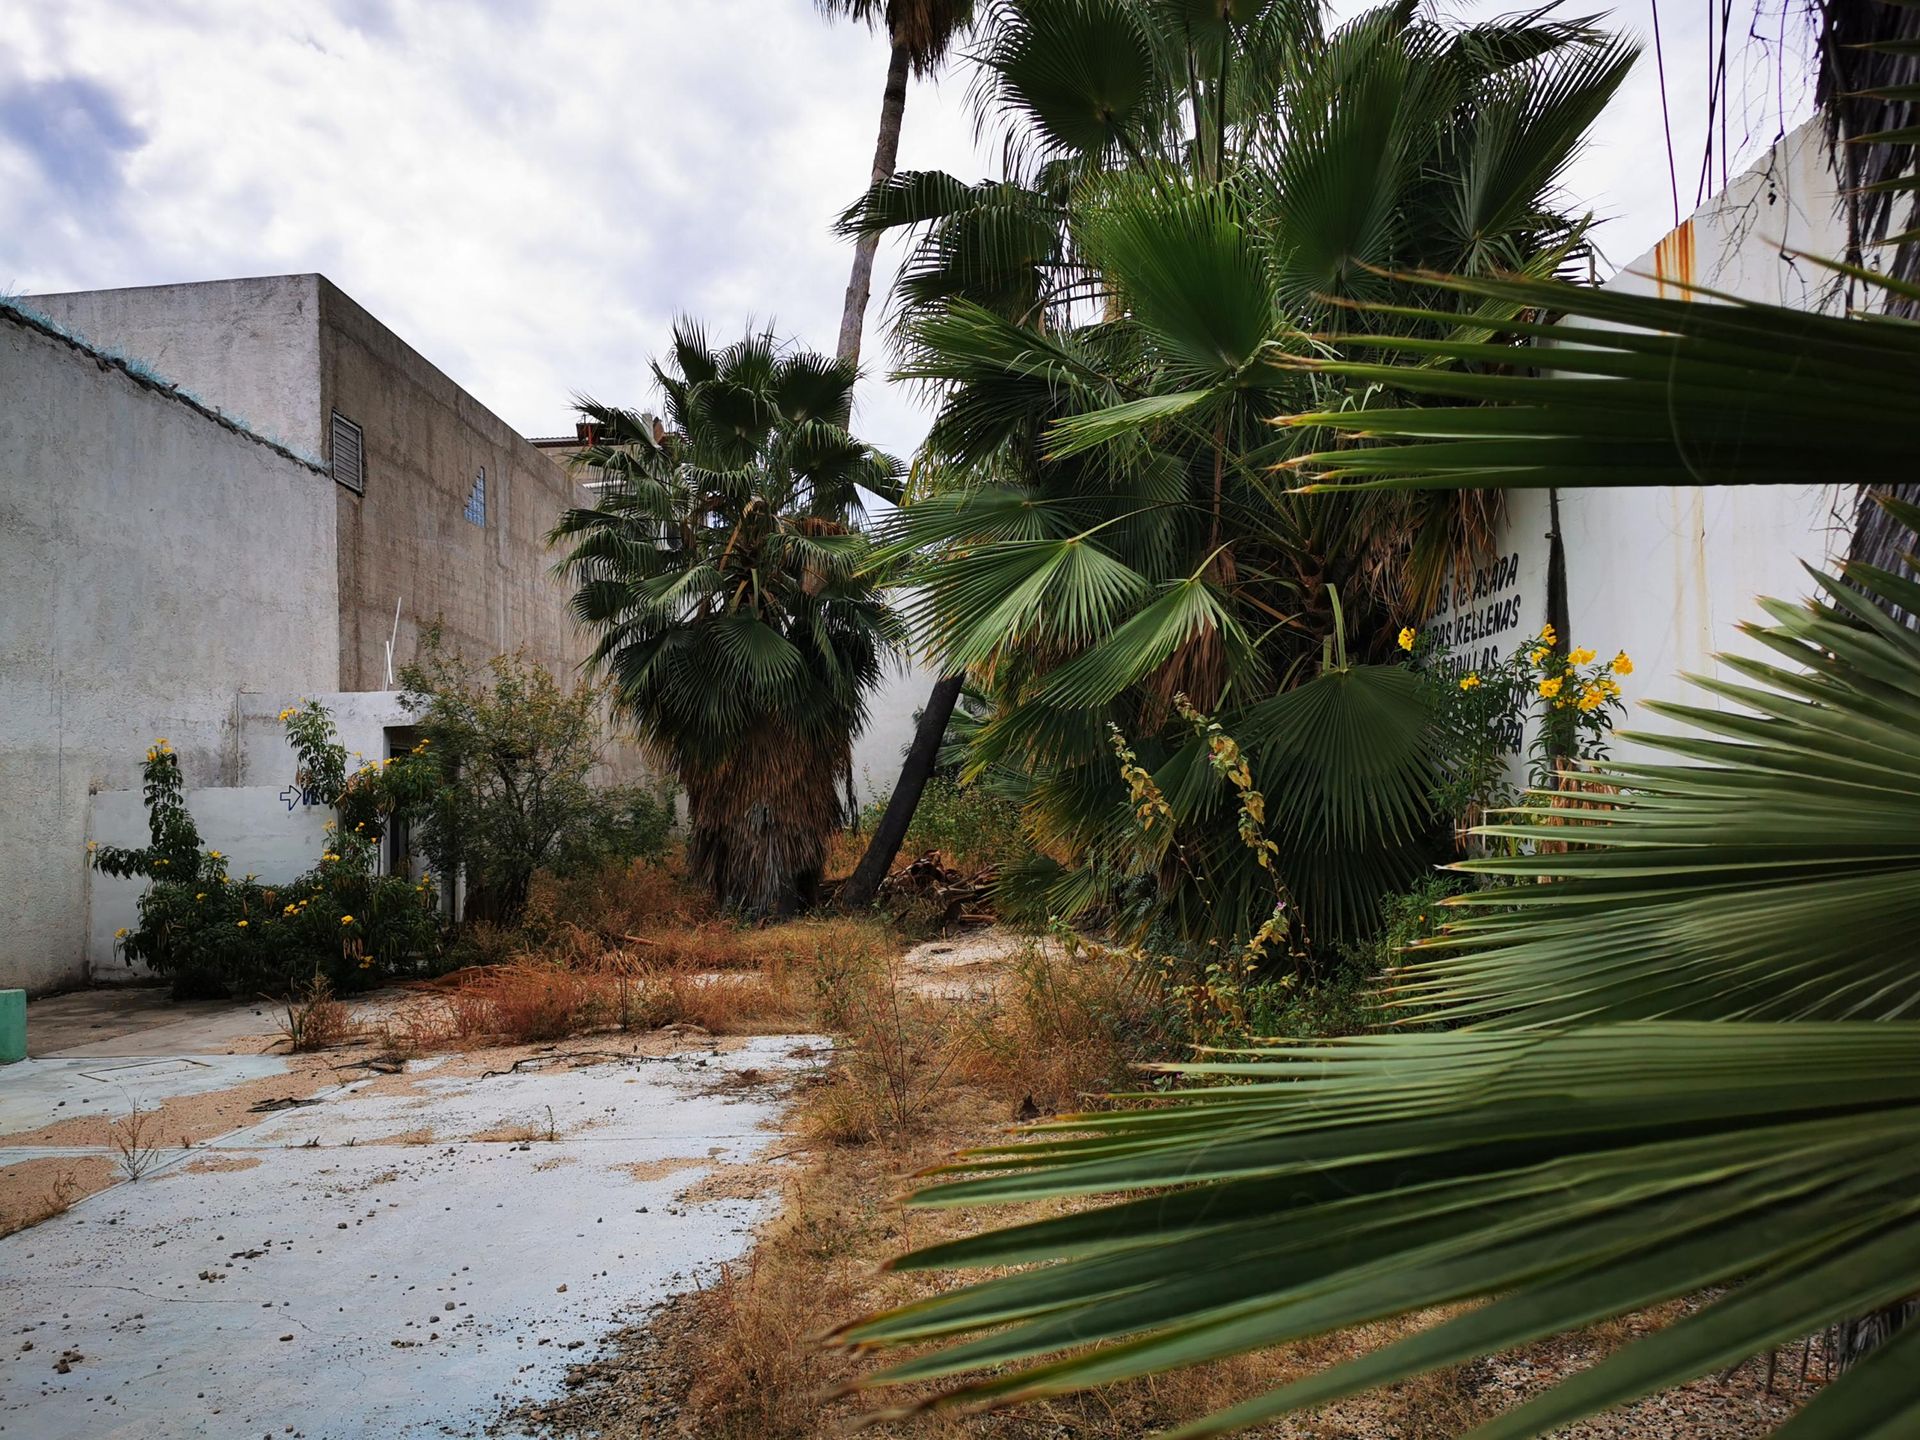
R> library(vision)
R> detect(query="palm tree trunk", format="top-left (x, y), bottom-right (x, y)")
top-left (838, 37), bottom-right (964, 909)
top-left (839, 672), bottom-right (963, 909)
top-left (837, 37), bottom-right (912, 366)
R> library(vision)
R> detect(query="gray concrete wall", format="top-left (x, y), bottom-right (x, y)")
top-left (0, 306), bottom-right (339, 994)
top-left (315, 279), bottom-right (594, 693)
top-left (26, 276), bottom-right (326, 460)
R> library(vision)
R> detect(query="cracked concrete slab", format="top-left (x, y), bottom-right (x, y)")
top-left (0, 1033), bottom-right (823, 1439)
top-left (0, 1055), bottom-right (293, 1136)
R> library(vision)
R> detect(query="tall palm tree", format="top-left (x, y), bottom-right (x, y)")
top-left (817, 0), bottom-right (978, 366)
top-left (837, 0), bottom-right (1634, 942)
top-left (840, 270), bottom-right (1920, 1437)
top-left (550, 323), bottom-right (904, 917)
top-left (817, 0), bottom-right (977, 910)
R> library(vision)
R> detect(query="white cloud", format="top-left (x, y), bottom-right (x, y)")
top-left (0, 1), bottom-right (1823, 462)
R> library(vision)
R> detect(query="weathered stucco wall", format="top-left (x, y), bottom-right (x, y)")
top-left (26, 276), bottom-right (326, 459)
top-left (0, 307), bottom-right (339, 994)
top-left (24, 274), bottom-right (649, 782)
top-left (317, 279), bottom-right (594, 694)
top-left (1456, 120), bottom-right (1852, 785)
top-left (1562, 118), bottom-right (1850, 760)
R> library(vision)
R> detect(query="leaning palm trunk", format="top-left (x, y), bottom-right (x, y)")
top-left (839, 671), bottom-right (963, 907)
top-left (686, 722), bottom-right (852, 919)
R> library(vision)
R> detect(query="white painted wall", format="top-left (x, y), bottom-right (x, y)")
top-left (851, 652), bottom-right (945, 809)
top-left (85, 786), bottom-right (334, 983)
top-left (0, 307), bottom-right (339, 994)
top-left (1458, 119), bottom-right (1855, 786)
top-left (1563, 118), bottom-right (1852, 762)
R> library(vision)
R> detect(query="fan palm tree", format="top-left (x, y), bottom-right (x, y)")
top-left (550, 323), bottom-right (905, 917)
top-left (838, 0), bottom-right (1634, 945)
top-left (817, 0), bottom-right (978, 366)
top-left (838, 270), bottom-right (1920, 1436)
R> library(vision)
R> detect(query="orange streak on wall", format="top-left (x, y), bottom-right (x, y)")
top-left (1651, 218), bottom-right (1696, 300)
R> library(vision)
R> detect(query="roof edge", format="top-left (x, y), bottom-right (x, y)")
top-left (1, 295), bottom-right (332, 476)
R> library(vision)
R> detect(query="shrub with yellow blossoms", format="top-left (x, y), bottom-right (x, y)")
top-left (1400, 622), bottom-right (1631, 819)
top-left (88, 704), bottom-right (441, 1000)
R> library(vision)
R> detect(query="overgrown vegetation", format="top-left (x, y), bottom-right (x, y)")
top-left (92, 710), bottom-right (441, 998)
top-left (851, 0), bottom-right (1636, 962)
top-left (844, 270), bottom-right (1920, 1436)
top-left (400, 633), bottom-right (673, 925)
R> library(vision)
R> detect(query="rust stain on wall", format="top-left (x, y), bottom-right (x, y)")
top-left (1652, 219), bottom-right (1696, 299)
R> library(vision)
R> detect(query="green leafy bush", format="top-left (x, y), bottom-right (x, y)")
top-left (90, 711), bottom-right (440, 999)
top-left (399, 636), bottom-right (673, 924)
top-left (1403, 620), bottom-right (1632, 820)
top-left (861, 776), bottom-right (1023, 873)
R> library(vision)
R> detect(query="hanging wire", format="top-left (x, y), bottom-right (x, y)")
top-left (1648, 0), bottom-right (1683, 229)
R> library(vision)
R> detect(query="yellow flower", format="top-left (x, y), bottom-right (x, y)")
top-left (195, 892), bottom-right (207, 902)
top-left (323, 852), bottom-right (340, 863)
top-left (278, 708), bottom-right (293, 722)
top-left (208, 850), bottom-right (224, 861)
top-left (86, 841), bottom-right (97, 853)
top-left (1527, 647), bottom-right (1546, 664)
top-left (1568, 647), bottom-right (1596, 666)
top-left (340, 915), bottom-right (355, 925)
top-left (1458, 673), bottom-right (1481, 691)
top-left (114, 927), bottom-right (128, 939)
top-left (236, 919), bottom-right (249, 929)
top-left (1397, 627), bottom-right (1416, 651)
top-left (1613, 650), bottom-right (1633, 675)
top-left (1539, 676), bottom-right (1563, 698)
top-left (1539, 624), bottom-right (1557, 645)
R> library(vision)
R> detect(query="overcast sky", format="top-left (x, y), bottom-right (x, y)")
top-left (1, 1), bottom-right (1820, 462)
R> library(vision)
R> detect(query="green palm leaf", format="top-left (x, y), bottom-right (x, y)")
top-left (1287, 269), bottom-right (1920, 490)
top-left (847, 261), bottom-right (1920, 1434)
top-left (841, 1024), bottom-right (1920, 1437)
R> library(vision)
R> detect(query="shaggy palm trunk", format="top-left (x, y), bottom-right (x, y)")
top-left (837, 37), bottom-right (912, 366)
top-left (686, 726), bottom-right (851, 919)
top-left (839, 672), bottom-right (964, 908)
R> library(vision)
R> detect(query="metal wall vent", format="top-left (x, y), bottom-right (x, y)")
top-left (331, 412), bottom-right (365, 494)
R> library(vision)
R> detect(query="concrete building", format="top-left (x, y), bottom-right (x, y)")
top-left (29, 275), bottom-right (592, 690)
top-left (1, 300), bottom-right (341, 994)
top-left (1, 276), bottom-right (643, 995)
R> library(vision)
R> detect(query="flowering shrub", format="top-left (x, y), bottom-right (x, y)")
top-left (90, 708), bottom-right (441, 999)
top-left (1400, 622), bottom-right (1631, 818)
top-left (398, 637), bottom-right (673, 924)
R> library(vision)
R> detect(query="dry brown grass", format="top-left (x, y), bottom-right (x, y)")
top-left (630, 1025), bottom-right (1351, 1440)
top-left (948, 938), bottom-right (1167, 1114)
top-left (0, 1162), bottom-right (88, 1239)
top-left (368, 904), bottom-right (895, 1055)
top-left (275, 974), bottom-right (353, 1053)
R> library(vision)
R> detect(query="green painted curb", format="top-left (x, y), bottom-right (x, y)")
top-left (0, 989), bottom-right (24, 1063)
